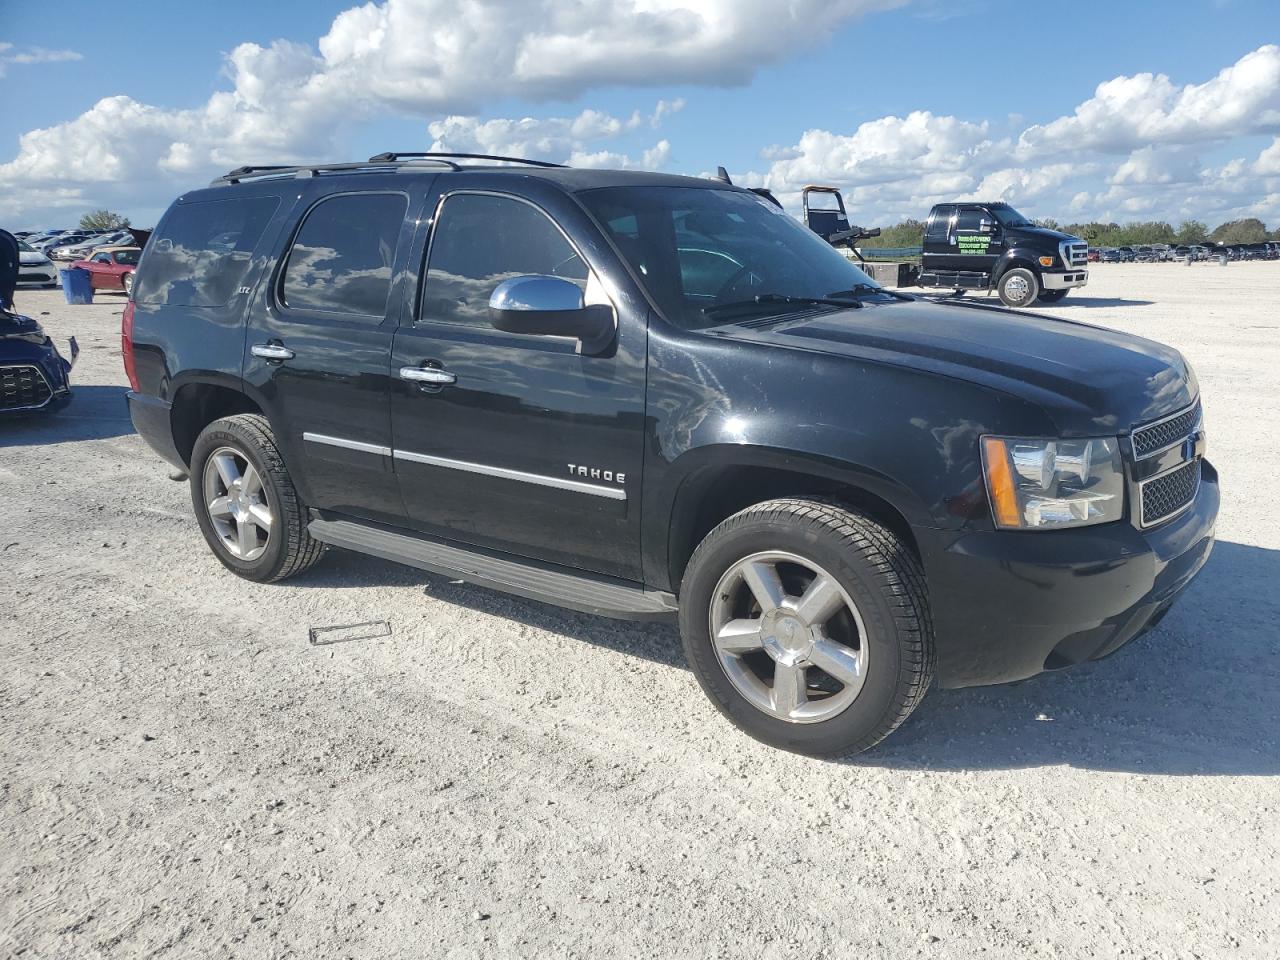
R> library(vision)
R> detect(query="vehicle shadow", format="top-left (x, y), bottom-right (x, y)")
top-left (0, 384), bottom-right (134, 447)
top-left (301, 538), bottom-right (1278, 776)
top-left (1060, 297), bottom-right (1156, 308)
top-left (857, 539), bottom-right (1278, 775)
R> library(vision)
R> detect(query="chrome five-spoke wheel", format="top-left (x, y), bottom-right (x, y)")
top-left (202, 445), bottom-right (273, 561)
top-left (710, 550), bottom-right (869, 723)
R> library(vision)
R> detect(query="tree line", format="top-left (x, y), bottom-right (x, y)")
top-left (859, 216), bottom-right (1278, 249)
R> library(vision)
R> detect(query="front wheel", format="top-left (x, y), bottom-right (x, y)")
top-left (997, 267), bottom-right (1040, 307)
top-left (679, 499), bottom-right (934, 757)
top-left (1037, 288), bottom-right (1068, 303)
top-left (122, 271), bottom-right (134, 295)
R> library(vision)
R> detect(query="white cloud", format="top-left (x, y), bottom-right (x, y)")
top-left (0, 42), bottom-right (82, 77)
top-left (1017, 44), bottom-right (1280, 158)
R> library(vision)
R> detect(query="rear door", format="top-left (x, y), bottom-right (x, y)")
top-left (922, 204), bottom-right (956, 279)
top-left (388, 181), bottom-right (648, 580)
top-left (243, 184), bottom-right (427, 526)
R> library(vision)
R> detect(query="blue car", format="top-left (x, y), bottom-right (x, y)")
top-left (1, 309), bottom-right (78, 413)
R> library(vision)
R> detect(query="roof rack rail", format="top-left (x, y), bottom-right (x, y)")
top-left (212, 157), bottom-right (462, 186)
top-left (367, 151), bottom-right (567, 168)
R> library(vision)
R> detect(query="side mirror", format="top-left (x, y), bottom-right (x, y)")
top-left (488, 275), bottom-right (615, 355)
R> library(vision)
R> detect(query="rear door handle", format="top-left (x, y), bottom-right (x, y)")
top-left (251, 342), bottom-right (294, 362)
top-left (399, 366), bottom-right (456, 386)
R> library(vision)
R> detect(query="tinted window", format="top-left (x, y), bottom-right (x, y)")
top-left (422, 193), bottom-right (586, 327)
top-left (136, 196), bottom-right (279, 306)
top-left (579, 186), bottom-right (880, 331)
top-left (281, 193), bottom-right (407, 318)
top-left (954, 208), bottom-right (985, 232)
top-left (925, 206), bottom-right (954, 242)
top-left (114, 250), bottom-right (140, 266)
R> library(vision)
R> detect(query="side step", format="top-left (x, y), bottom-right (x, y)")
top-left (308, 516), bottom-right (678, 622)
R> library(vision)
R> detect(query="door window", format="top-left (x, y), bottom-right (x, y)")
top-left (925, 205), bottom-right (955, 243)
top-left (281, 193), bottom-right (407, 318)
top-left (421, 193), bottom-right (587, 327)
top-left (954, 208), bottom-right (986, 232)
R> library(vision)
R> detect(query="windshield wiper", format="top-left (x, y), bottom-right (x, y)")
top-left (702, 293), bottom-right (862, 320)
top-left (827, 283), bottom-right (915, 303)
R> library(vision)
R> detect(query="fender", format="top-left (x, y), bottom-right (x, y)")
top-left (992, 248), bottom-right (1045, 284)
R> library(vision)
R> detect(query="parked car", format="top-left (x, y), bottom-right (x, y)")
top-left (124, 154), bottom-right (1218, 757)
top-left (17, 239), bottom-right (59, 286)
top-left (916, 201), bottom-right (1087, 306)
top-left (1, 305), bottom-right (78, 413)
top-left (1099, 247), bottom-right (1125, 262)
top-left (52, 232), bottom-right (133, 261)
top-left (1087, 247), bottom-right (1101, 262)
top-left (1133, 245), bottom-right (1156, 262)
top-left (1172, 246), bottom-right (1192, 262)
top-left (72, 246), bottom-right (141, 294)
top-left (1113, 246), bottom-right (1135, 261)
top-left (44, 234), bottom-right (94, 259)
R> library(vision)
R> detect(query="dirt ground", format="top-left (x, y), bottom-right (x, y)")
top-left (2, 262), bottom-right (1278, 959)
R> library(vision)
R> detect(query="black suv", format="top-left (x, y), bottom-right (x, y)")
top-left (124, 155), bottom-right (1217, 756)
top-left (918, 201), bottom-right (1089, 307)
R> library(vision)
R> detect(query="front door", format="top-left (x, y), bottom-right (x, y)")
top-left (952, 205), bottom-right (1004, 279)
top-left (389, 185), bottom-right (648, 580)
top-left (244, 187), bottom-right (421, 526)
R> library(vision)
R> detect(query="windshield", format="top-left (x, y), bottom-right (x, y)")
top-left (989, 204), bottom-right (1034, 228)
top-left (577, 186), bottom-right (881, 330)
top-left (18, 240), bottom-right (35, 252)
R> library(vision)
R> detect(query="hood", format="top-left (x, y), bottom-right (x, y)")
top-left (715, 298), bottom-right (1194, 435)
top-left (1017, 225), bottom-right (1082, 245)
top-left (1, 311), bottom-right (46, 339)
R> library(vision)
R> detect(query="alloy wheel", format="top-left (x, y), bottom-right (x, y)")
top-left (202, 446), bottom-right (273, 561)
top-left (709, 551), bottom-right (869, 723)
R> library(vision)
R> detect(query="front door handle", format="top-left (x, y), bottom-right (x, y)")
top-left (399, 366), bottom-right (456, 386)
top-left (251, 342), bottom-right (294, 362)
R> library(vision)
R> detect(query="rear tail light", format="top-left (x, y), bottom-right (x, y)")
top-left (121, 300), bottom-right (139, 392)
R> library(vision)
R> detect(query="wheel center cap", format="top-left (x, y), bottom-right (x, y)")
top-left (762, 612), bottom-right (813, 665)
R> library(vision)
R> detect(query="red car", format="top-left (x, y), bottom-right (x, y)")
top-left (72, 246), bottom-right (141, 295)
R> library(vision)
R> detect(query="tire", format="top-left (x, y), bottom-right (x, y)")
top-left (189, 413), bottom-right (326, 582)
top-left (996, 267), bottom-right (1039, 307)
top-left (122, 272), bottom-right (134, 296)
top-left (1037, 289), bottom-right (1068, 303)
top-left (679, 498), bottom-right (934, 757)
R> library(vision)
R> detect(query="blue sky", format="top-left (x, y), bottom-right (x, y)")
top-left (2, 0), bottom-right (1279, 229)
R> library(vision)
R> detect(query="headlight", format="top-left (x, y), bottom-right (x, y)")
top-left (980, 436), bottom-right (1124, 529)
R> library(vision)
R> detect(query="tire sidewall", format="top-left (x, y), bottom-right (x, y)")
top-left (998, 267), bottom-right (1039, 307)
top-left (189, 420), bottom-right (290, 579)
top-left (680, 515), bottom-right (907, 756)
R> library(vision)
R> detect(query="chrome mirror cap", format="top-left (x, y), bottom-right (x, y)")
top-left (488, 275), bottom-right (584, 314)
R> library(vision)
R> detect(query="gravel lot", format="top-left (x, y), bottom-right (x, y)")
top-left (2, 262), bottom-right (1278, 959)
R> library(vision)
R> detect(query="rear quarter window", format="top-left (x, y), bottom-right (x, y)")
top-left (135, 195), bottom-right (280, 307)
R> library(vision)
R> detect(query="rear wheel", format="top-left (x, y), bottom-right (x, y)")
top-left (997, 267), bottom-right (1039, 307)
top-left (1037, 289), bottom-right (1068, 303)
top-left (189, 414), bottom-right (325, 582)
top-left (122, 271), bottom-right (134, 296)
top-left (679, 499), bottom-right (934, 757)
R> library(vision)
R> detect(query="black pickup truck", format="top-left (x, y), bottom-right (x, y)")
top-left (124, 155), bottom-right (1216, 757)
top-left (919, 201), bottom-right (1089, 307)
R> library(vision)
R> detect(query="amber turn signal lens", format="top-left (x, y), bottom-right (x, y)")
top-left (981, 437), bottom-right (1022, 528)
top-left (1038, 256), bottom-right (1054, 267)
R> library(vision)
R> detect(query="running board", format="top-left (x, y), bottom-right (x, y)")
top-left (308, 516), bottom-right (678, 622)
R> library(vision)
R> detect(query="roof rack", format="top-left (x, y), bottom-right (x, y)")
top-left (212, 158), bottom-right (462, 186)
top-left (367, 151), bottom-right (566, 168)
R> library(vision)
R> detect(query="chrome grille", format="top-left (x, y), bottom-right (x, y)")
top-left (1140, 460), bottom-right (1200, 527)
top-left (0, 365), bottom-right (53, 411)
top-left (1065, 242), bottom-right (1088, 267)
top-left (1132, 404), bottom-right (1201, 459)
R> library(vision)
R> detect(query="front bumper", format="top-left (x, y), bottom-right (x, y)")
top-left (1041, 269), bottom-right (1088, 290)
top-left (921, 460), bottom-right (1219, 688)
top-left (126, 391), bottom-right (186, 471)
